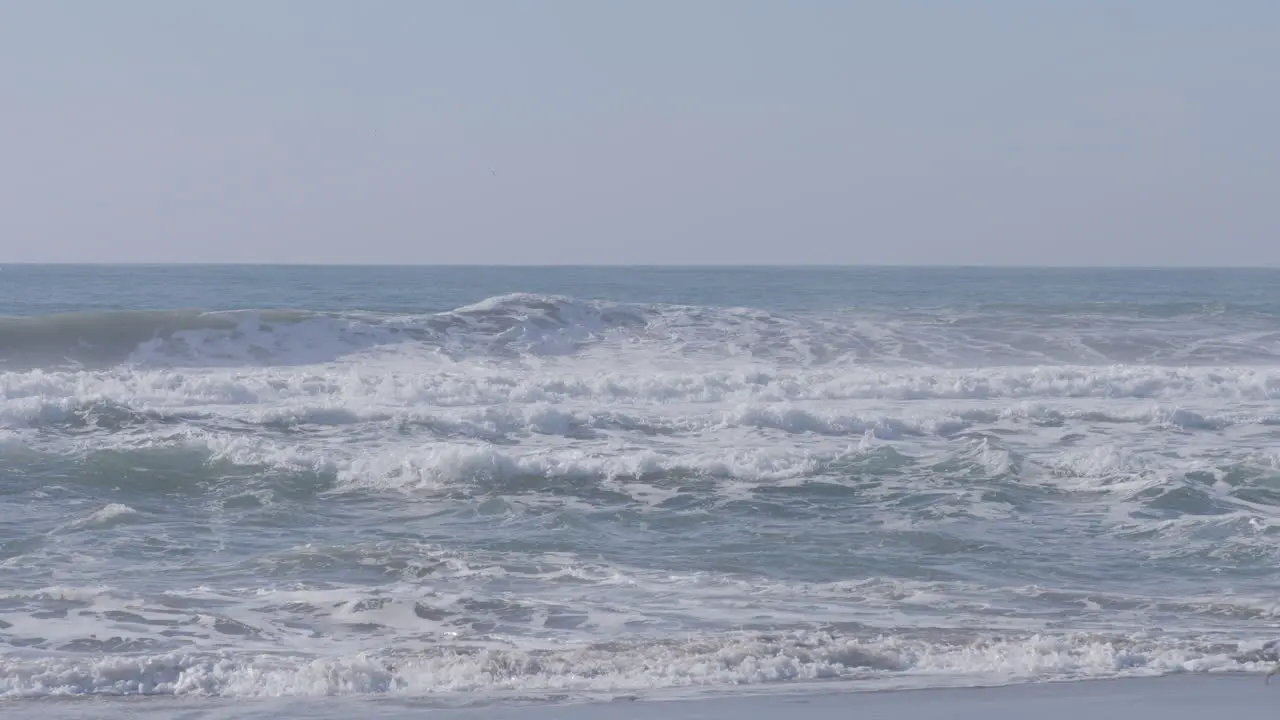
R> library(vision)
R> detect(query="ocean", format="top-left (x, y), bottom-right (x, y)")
top-left (2, 265), bottom-right (1280, 716)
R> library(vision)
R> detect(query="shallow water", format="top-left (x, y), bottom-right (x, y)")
top-left (2, 266), bottom-right (1279, 707)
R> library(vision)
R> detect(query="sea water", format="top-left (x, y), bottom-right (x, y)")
top-left (2, 265), bottom-right (1279, 711)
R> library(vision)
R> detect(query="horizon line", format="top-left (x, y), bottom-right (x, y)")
top-left (2, 261), bottom-right (1277, 271)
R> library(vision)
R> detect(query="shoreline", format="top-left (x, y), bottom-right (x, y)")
top-left (5, 673), bottom-right (1275, 720)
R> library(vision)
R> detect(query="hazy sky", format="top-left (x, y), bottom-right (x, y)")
top-left (1, 1), bottom-right (1277, 265)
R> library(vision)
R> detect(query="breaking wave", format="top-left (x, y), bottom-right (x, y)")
top-left (9, 281), bottom-right (1280, 709)
top-left (0, 616), bottom-right (1271, 701)
top-left (5, 293), bottom-right (1280, 370)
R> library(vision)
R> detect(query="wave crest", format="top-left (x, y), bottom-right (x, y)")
top-left (6, 293), bottom-right (1280, 370)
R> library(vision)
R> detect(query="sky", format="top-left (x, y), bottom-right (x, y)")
top-left (0, 1), bottom-right (1277, 266)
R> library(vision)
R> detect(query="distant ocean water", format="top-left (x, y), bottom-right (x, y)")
top-left (3, 265), bottom-right (1280, 712)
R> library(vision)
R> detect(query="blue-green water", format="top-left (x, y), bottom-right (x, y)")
top-left (2, 265), bottom-right (1275, 316)
top-left (3, 266), bottom-right (1280, 712)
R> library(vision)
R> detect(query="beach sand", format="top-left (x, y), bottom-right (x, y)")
top-left (11, 674), bottom-right (1274, 720)
top-left (419, 675), bottom-right (1277, 720)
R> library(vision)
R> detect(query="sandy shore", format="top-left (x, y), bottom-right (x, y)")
top-left (8, 673), bottom-right (1275, 720)
top-left (427, 674), bottom-right (1277, 720)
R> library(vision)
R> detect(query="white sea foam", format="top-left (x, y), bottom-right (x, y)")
top-left (5, 365), bottom-right (1280, 427)
top-left (0, 630), bottom-right (1264, 700)
top-left (8, 292), bottom-right (1280, 707)
top-left (64, 503), bottom-right (143, 530)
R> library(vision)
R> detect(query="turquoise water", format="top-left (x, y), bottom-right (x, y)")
top-left (2, 266), bottom-right (1280, 711)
